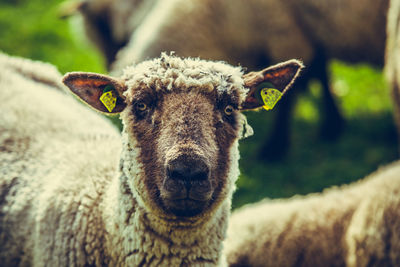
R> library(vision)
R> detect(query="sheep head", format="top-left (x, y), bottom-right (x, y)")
top-left (63, 54), bottom-right (303, 220)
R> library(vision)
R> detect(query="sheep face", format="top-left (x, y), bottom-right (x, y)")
top-left (122, 82), bottom-right (242, 218)
top-left (63, 54), bottom-right (303, 220)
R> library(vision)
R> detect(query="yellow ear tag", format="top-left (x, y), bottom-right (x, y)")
top-left (260, 88), bottom-right (282, 110)
top-left (100, 85), bottom-right (117, 112)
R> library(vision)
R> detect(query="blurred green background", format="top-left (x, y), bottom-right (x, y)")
top-left (1, 0), bottom-right (398, 209)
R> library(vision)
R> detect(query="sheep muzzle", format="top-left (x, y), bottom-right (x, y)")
top-left (160, 155), bottom-right (214, 217)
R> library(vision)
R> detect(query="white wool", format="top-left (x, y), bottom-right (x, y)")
top-left (225, 161), bottom-right (400, 267)
top-left (0, 52), bottom-right (65, 91)
top-left (122, 53), bottom-right (248, 104)
top-left (102, 0), bottom-right (387, 73)
top-left (0, 53), bottom-right (121, 266)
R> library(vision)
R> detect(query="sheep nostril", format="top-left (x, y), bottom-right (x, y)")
top-left (166, 158), bottom-right (210, 182)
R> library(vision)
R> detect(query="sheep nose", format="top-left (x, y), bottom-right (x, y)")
top-left (163, 157), bottom-right (212, 201)
top-left (167, 158), bottom-right (209, 182)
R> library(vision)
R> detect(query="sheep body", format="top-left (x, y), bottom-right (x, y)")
top-left (0, 52), bottom-right (121, 266)
top-left (109, 0), bottom-right (388, 74)
top-left (345, 163), bottom-right (400, 266)
top-left (225, 161), bottom-right (400, 267)
top-left (1, 53), bottom-right (302, 266)
top-left (71, 0), bottom-right (388, 70)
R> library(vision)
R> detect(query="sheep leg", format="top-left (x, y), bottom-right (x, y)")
top-left (316, 57), bottom-right (344, 140)
top-left (259, 55), bottom-right (343, 160)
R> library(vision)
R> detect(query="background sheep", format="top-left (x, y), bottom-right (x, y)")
top-left (63, 0), bottom-right (389, 158)
top-left (0, 52), bottom-right (122, 266)
top-left (0, 52), bottom-right (303, 266)
top-left (345, 163), bottom-right (400, 267)
top-left (224, 161), bottom-right (400, 267)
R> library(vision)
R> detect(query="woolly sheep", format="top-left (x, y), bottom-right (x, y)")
top-left (63, 0), bottom-right (388, 70)
top-left (63, 0), bottom-right (389, 157)
top-left (224, 161), bottom-right (400, 267)
top-left (109, 0), bottom-right (388, 72)
top-left (0, 52), bottom-right (303, 266)
top-left (0, 52), bottom-right (121, 266)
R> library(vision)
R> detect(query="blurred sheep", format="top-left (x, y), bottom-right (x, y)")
top-left (62, 0), bottom-right (389, 158)
top-left (225, 161), bottom-right (400, 267)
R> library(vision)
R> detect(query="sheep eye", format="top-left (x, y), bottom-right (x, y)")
top-left (224, 105), bottom-right (234, 115)
top-left (136, 102), bottom-right (147, 111)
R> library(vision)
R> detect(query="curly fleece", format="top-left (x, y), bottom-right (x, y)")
top-left (225, 161), bottom-right (400, 267)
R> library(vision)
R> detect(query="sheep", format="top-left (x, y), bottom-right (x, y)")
top-left (224, 161), bottom-right (400, 267)
top-left (63, 0), bottom-right (389, 157)
top-left (385, 0), bottom-right (400, 149)
top-left (0, 52), bottom-right (65, 91)
top-left (0, 52), bottom-right (303, 266)
top-left (0, 52), bottom-right (122, 266)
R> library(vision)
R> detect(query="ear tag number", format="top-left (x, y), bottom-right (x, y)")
top-left (100, 85), bottom-right (117, 112)
top-left (260, 88), bottom-right (282, 110)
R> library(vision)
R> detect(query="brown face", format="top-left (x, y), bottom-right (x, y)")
top-left (127, 87), bottom-right (241, 217)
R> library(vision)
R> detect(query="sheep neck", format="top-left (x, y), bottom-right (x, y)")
top-left (101, 136), bottom-right (237, 266)
top-left (102, 175), bottom-right (229, 266)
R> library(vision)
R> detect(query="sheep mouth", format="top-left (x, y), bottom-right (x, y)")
top-left (162, 198), bottom-right (210, 217)
top-left (160, 178), bottom-right (214, 217)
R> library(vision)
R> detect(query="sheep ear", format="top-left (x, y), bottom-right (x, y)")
top-left (62, 72), bottom-right (127, 114)
top-left (241, 60), bottom-right (304, 111)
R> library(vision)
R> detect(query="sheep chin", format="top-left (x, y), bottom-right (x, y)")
top-left (161, 198), bottom-right (211, 218)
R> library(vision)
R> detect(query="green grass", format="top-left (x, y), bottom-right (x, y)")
top-left (0, 0), bottom-right (105, 73)
top-left (235, 112), bottom-right (397, 208)
top-left (1, 0), bottom-right (398, 209)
